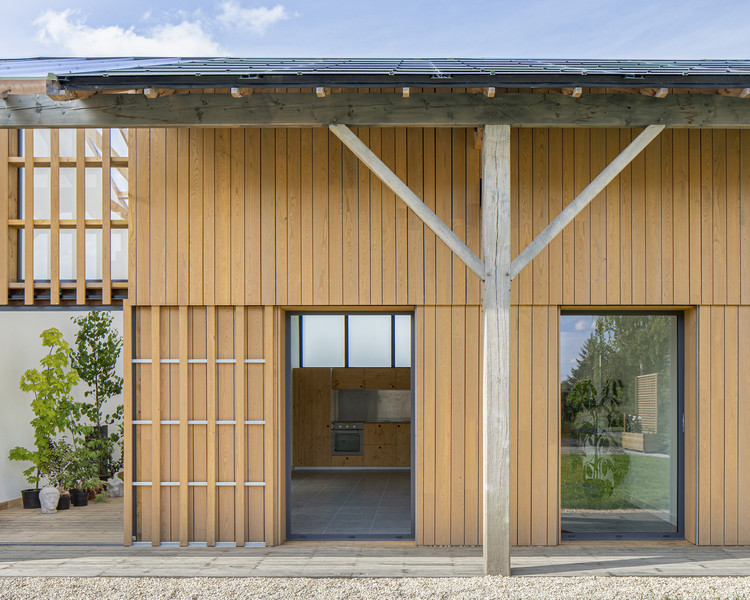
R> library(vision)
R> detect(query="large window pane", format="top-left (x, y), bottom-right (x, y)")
top-left (348, 315), bottom-right (391, 367)
top-left (560, 313), bottom-right (679, 537)
top-left (302, 315), bottom-right (345, 367)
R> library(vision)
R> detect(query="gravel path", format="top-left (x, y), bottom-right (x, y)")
top-left (2, 576), bottom-right (750, 599)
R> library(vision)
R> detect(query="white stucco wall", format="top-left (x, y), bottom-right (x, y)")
top-left (0, 309), bottom-right (123, 503)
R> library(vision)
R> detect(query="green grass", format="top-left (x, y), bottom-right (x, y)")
top-left (561, 452), bottom-right (671, 511)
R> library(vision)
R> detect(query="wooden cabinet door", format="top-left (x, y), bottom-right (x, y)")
top-left (395, 423), bottom-right (411, 466)
top-left (331, 368), bottom-right (365, 389)
top-left (364, 422), bottom-right (396, 445)
top-left (363, 444), bottom-right (396, 466)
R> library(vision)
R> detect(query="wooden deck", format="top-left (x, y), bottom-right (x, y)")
top-left (0, 496), bottom-right (123, 544)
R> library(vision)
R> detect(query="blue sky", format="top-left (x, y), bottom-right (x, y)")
top-left (5, 0), bottom-right (750, 58)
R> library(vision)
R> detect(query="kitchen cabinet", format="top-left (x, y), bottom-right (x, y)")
top-left (364, 422), bottom-right (396, 445)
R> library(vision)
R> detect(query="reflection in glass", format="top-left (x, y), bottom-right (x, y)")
top-left (111, 230), bottom-right (127, 280)
top-left (60, 168), bottom-right (76, 219)
top-left (59, 130), bottom-right (76, 157)
top-left (33, 130), bottom-right (50, 157)
top-left (33, 230), bottom-right (50, 280)
top-left (85, 229), bottom-right (102, 280)
top-left (33, 168), bottom-right (50, 219)
top-left (85, 168), bottom-right (102, 219)
top-left (560, 314), bottom-right (678, 536)
top-left (302, 315), bottom-right (345, 367)
top-left (60, 230), bottom-right (76, 280)
top-left (348, 315), bottom-right (391, 367)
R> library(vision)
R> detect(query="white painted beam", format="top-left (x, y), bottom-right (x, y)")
top-left (509, 124), bottom-right (664, 280)
top-left (482, 124), bottom-right (512, 576)
top-left (329, 123), bottom-right (485, 279)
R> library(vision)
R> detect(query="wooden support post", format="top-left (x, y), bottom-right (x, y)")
top-left (482, 124), bottom-right (511, 576)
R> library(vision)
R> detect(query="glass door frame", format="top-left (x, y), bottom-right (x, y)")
top-left (560, 309), bottom-right (685, 541)
top-left (284, 309), bottom-right (416, 541)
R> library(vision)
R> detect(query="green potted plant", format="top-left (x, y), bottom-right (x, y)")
top-left (66, 442), bottom-right (100, 507)
top-left (70, 312), bottom-right (123, 479)
top-left (8, 328), bottom-right (79, 509)
top-left (44, 440), bottom-right (75, 510)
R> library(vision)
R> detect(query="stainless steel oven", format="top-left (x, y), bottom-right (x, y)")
top-left (331, 423), bottom-right (364, 456)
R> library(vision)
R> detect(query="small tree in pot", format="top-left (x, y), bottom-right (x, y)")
top-left (70, 312), bottom-right (123, 479)
top-left (8, 328), bottom-right (79, 509)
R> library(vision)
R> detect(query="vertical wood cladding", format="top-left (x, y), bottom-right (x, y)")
top-left (125, 127), bottom-right (750, 546)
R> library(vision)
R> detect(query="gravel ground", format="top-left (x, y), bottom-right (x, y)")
top-left (2, 577), bottom-right (750, 599)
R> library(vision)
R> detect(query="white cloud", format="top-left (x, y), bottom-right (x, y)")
top-left (217, 2), bottom-right (291, 34)
top-left (34, 9), bottom-right (224, 56)
top-left (574, 317), bottom-right (595, 332)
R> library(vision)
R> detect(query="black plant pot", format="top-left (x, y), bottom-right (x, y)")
top-left (21, 488), bottom-right (41, 509)
top-left (57, 493), bottom-right (71, 510)
top-left (71, 489), bottom-right (89, 507)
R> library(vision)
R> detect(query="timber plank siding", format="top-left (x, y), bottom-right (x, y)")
top-left (5, 124), bottom-right (749, 546)
top-left (123, 125), bottom-right (750, 546)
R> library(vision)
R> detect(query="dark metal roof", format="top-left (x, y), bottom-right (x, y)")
top-left (5, 57), bottom-right (750, 89)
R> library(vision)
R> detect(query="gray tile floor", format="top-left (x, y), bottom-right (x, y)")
top-left (290, 470), bottom-right (412, 538)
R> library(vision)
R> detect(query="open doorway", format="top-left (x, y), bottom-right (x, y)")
top-left (286, 312), bottom-right (414, 540)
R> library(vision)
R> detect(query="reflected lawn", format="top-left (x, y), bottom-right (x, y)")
top-left (561, 452), bottom-right (670, 511)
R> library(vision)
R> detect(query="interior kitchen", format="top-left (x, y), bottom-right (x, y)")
top-left (288, 314), bottom-right (413, 540)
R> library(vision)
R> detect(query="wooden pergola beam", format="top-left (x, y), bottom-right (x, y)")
top-left (329, 124), bottom-right (485, 279)
top-left (510, 124), bottom-right (664, 280)
top-left (4, 92), bottom-right (750, 128)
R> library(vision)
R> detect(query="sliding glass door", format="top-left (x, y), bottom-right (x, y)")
top-left (560, 312), bottom-right (683, 539)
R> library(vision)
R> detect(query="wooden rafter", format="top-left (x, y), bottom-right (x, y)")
top-left (230, 87), bottom-right (254, 98)
top-left (718, 88), bottom-right (750, 98)
top-left (562, 87), bottom-right (583, 97)
top-left (144, 88), bottom-right (175, 99)
top-left (640, 87), bottom-right (669, 98)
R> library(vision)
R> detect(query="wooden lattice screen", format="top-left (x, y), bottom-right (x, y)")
top-left (125, 305), bottom-right (280, 546)
top-left (0, 128), bottom-right (129, 305)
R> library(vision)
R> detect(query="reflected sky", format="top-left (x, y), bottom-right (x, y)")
top-left (560, 315), bottom-right (596, 381)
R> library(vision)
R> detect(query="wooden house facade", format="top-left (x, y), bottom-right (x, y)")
top-left (2, 58), bottom-right (750, 574)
